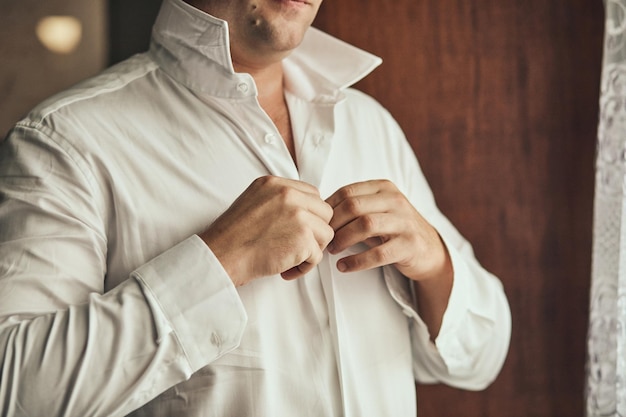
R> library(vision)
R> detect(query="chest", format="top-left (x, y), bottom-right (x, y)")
top-left (100, 92), bottom-right (404, 287)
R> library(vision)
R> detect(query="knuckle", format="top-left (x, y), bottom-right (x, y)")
top-left (310, 248), bottom-right (324, 265)
top-left (377, 179), bottom-right (396, 192)
top-left (291, 246), bottom-right (308, 266)
top-left (344, 197), bottom-right (361, 215)
top-left (255, 175), bottom-right (274, 187)
top-left (373, 245), bottom-right (392, 265)
top-left (326, 223), bottom-right (335, 239)
top-left (293, 207), bottom-right (309, 225)
top-left (277, 185), bottom-right (297, 204)
top-left (322, 226), bottom-right (335, 246)
top-left (379, 179), bottom-right (394, 188)
top-left (323, 202), bottom-right (334, 222)
top-left (331, 229), bottom-right (346, 246)
top-left (391, 191), bottom-right (406, 205)
top-left (359, 214), bottom-right (376, 232)
top-left (338, 185), bottom-right (356, 200)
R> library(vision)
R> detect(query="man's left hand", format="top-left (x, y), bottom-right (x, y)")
top-left (325, 180), bottom-right (451, 282)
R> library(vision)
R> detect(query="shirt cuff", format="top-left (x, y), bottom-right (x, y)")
top-left (132, 235), bottom-right (247, 373)
top-left (433, 235), bottom-right (496, 376)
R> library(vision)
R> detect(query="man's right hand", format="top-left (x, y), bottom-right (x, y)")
top-left (199, 176), bottom-right (334, 286)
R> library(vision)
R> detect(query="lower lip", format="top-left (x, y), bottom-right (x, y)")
top-left (274, 0), bottom-right (309, 7)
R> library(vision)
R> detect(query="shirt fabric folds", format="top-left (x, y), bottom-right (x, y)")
top-left (0, 0), bottom-right (511, 415)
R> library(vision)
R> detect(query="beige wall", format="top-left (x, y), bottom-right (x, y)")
top-left (0, 0), bottom-right (107, 138)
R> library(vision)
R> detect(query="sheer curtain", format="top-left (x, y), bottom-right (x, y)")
top-left (586, 1), bottom-right (626, 415)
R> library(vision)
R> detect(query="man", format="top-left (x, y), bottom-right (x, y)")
top-left (0, 0), bottom-right (511, 415)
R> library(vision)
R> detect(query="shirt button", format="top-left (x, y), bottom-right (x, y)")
top-left (237, 82), bottom-right (249, 93)
top-left (264, 133), bottom-right (276, 144)
top-left (314, 133), bottom-right (325, 146)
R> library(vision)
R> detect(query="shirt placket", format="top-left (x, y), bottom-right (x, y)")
top-left (218, 75), bottom-right (295, 179)
top-left (230, 84), bottom-right (355, 415)
top-left (288, 95), bottom-right (360, 416)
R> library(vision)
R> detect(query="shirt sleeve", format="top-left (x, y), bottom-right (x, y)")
top-left (0, 124), bottom-right (247, 416)
top-left (409, 213), bottom-right (512, 390)
top-left (387, 120), bottom-right (511, 390)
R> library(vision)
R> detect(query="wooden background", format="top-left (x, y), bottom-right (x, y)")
top-left (313, 1), bottom-right (604, 416)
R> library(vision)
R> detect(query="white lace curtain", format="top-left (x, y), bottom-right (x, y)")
top-left (586, 1), bottom-right (626, 415)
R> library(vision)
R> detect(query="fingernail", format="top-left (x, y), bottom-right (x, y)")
top-left (337, 261), bottom-right (347, 272)
top-left (327, 242), bottom-right (336, 253)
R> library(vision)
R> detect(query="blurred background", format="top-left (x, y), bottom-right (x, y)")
top-left (0, 0), bottom-right (605, 416)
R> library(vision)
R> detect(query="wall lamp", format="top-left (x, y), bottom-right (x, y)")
top-left (36, 16), bottom-right (82, 54)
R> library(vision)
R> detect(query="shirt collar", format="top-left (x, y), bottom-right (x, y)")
top-left (149, 0), bottom-right (382, 101)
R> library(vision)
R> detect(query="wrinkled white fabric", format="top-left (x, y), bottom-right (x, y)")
top-left (0, 0), bottom-right (511, 416)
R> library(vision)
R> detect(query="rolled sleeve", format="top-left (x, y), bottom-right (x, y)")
top-left (410, 234), bottom-right (512, 390)
top-left (389, 132), bottom-right (512, 390)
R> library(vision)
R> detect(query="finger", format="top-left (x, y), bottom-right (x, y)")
top-left (269, 181), bottom-right (333, 223)
top-left (328, 193), bottom-right (394, 231)
top-left (336, 240), bottom-right (399, 273)
top-left (306, 198), bottom-right (334, 224)
top-left (325, 179), bottom-right (394, 208)
top-left (329, 212), bottom-right (399, 254)
top-left (278, 214), bottom-right (332, 280)
top-left (255, 175), bottom-right (322, 196)
top-left (304, 213), bottom-right (335, 251)
top-left (281, 240), bottom-right (326, 280)
top-left (281, 261), bottom-right (316, 280)
top-left (313, 221), bottom-right (335, 251)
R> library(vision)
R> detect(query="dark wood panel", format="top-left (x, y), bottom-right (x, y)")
top-left (314, 1), bottom-right (603, 416)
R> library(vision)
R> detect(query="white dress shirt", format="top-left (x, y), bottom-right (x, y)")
top-left (0, 0), bottom-right (511, 416)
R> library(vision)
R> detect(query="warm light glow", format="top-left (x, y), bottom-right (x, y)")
top-left (36, 16), bottom-right (82, 54)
